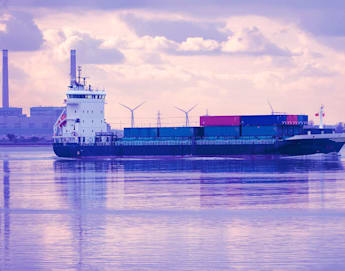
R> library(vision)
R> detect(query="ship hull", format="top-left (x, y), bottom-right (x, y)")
top-left (53, 138), bottom-right (344, 158)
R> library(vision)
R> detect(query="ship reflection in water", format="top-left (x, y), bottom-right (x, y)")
top-left (1, 146), bottom-right (345, 270)
top-left (53, 157), bottom-right (343, 210)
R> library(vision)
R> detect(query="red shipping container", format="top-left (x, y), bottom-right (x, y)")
top-left (286, 115), bottom-right (298, 125)
top-left (200, 116), bottom-right (241, 126)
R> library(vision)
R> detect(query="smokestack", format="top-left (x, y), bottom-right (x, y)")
top-left (70, 49), bottom-right (76, 85)
top-left (2, 49), bottom-right (9, 108)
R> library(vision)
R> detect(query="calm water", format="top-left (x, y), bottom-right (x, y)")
top-left (1, 146), bottom-right (345, 270)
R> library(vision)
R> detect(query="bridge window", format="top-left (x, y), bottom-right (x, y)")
top-left (68, 94), bottom-right (86, 98)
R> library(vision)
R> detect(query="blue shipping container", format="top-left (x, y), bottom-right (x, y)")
top-left (124, 127), bottom-right (158, 138)
top-left (204, 126), bottom-right (240, 137)
top-left (298, 115), bottom-right (308, 124)
top-left (242, 126), bottom-right (280, 136)
top-left (241, 115), bottom-right (287, 126)
top-left (159, 127), bottom-right (197, 137)
top-left (281, 125), bottom-right (303, 136)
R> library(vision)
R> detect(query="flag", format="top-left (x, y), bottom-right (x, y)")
top-left (315, 113), bottom-right (325, 117)
top-left (56, 112), bottom-right (67, 127)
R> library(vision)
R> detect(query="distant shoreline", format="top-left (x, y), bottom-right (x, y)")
top-left (0, 142), bottom-right (52, 146)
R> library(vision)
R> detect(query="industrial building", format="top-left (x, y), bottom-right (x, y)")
top-left (0, 49), bottom-right (64, 138)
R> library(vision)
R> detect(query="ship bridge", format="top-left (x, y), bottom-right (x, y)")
top-left (53, 50), bottom-right (108, 144)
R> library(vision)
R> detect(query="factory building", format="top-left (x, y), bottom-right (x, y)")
top-left (0, 49), bottom-right (64, 137)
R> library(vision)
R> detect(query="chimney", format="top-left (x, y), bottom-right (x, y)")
top-left (2, 49), bottom-right (9, 108)
top-left (70, 49), bottom-right (76, 85)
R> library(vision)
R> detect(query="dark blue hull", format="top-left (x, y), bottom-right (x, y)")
top-left (53, 138), bottom-right (344, 158)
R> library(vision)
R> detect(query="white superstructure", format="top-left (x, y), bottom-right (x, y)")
top-left (54, 50), bottom-right (108, 144)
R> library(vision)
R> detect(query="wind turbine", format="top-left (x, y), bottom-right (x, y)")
top-left (175, 104), bottom-right (197, 127)
top-left (119, 102), bottom-right (145, 128)
top-left (267, 100), bottom-right (285, 115)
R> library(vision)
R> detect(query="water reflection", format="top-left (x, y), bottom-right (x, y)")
top-left (2, 159), bottom-right (10, 267)
top-left (53, 157), bottom-right (344, 210)
top-left (54, 156), bottom-right (344, 174)
top-left (54, 160), bottom-right (111, 270)
top-left (1, 149), bottom-right (345, 270)
top-left (50, 157), bottom-right (345, 270)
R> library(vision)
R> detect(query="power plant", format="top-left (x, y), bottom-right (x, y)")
top-left (0, 49), bottom-right (64, 138)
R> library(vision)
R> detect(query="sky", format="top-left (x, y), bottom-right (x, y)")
top-left (0, 0), bottom-right (345, 127)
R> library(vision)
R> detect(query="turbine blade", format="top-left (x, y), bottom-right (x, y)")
top-left (187, 104), bottom-right (198, 113)
top-left (175, 106), bottom-right (187, 113)
top-left (119, 103), bottom-right (133, 111)
top-left (267, 100), bottom-right (273, 111)
top-left (133, 101), bottom-right (146, 111)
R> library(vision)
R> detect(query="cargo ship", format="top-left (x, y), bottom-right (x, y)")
top-left (53, 50), bottom-right (345, 158)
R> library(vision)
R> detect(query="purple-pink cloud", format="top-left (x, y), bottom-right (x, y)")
top-left (0, 11), bottom-right (43, 51)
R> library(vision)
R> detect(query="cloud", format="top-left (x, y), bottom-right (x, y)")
top-left (221, 27), bottom-right (292, 56)
top-left (2, 2), bottom-right (345, 124)
top-left (9, 62), bottom-right (28, 82)
top-left (298, 64), bottom-right (338, 78)
top-left (6, 1), bottom-right (345, 43)
top-left (62, 32), bottom-right (125, 64)
top-left (0, 0), bottom-right (8, 9)
top-left (179, 37), bottom-right (219, 52)
top-left (161, 27), bottom-right (292, 57)
top-left (6, 0), bottom-right (148, 9)
top-left (0, 11), bottom-right (43, 51)
top-left (122, 14), bottom-right (229, 43)
top-left (128, 35), bottom-right (177, 51)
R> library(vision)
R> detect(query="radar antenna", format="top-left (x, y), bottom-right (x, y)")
top-left (175, 104), bottom-right (197, 127)
top-left (119, 102), bottom-right (145, 128)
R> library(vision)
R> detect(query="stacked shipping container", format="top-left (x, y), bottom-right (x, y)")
top-left (124, 127), bottom-right (204, 138)
top-left (200, 115), bottom-right (308, 127)
top-left (204, 126), bottom-right (240, 137)
top-left (159, 127), bottom-right (204, 137)
top-left (200, 114), bottom-right (308, 137)
top-left (240, 115), bottom-right (286, 126)
top-left (123, 115), bottom-right (309, 138)
top-left (200, 116), bottom-right (240, 126)
top-left (241, 126), bottom-right (280, 136)
top-left (124, 127), bottom-right (158, 138)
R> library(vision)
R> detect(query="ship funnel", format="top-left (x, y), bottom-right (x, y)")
top-left (2, 49), bottom-right (9, 108)
top-left (70, 49), bottom-right (76, 85)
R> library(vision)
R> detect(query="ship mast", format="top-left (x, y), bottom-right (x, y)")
top-left (319, 105), bottom-right (325, 129)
